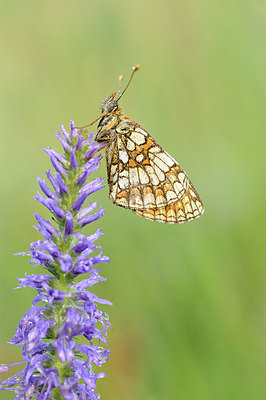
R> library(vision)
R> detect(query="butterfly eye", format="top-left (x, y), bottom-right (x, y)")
top-left (106, 101), bottom-right (118, 113)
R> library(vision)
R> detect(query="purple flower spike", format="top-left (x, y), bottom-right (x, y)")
top-left (1, 123), bottom-right (111, 400)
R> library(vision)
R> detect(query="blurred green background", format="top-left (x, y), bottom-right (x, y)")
top-left (1, 1), bottom-right (266, 399)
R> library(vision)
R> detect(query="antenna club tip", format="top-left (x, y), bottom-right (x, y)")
top-left (133, 64), bottom-right (140, 71)
top-left (118, 74), bottom-right (123, 80)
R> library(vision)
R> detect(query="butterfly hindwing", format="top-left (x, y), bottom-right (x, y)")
top-left (105, 121), bottom-right (203, 220)
top-left (134, 183), bottom-right (204, 224)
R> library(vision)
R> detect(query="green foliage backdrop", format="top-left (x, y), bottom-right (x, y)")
top-left (1, 1), bottom-right (266, 399)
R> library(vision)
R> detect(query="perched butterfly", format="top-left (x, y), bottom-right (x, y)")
top-left (79, 65), bottom-right (204, 224)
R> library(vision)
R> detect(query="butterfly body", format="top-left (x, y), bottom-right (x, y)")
top-left (96, 94), bottom-right (204, 224)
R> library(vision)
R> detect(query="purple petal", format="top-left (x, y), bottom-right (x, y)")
top-left (34, 193), bottom-right (65, 219)
top-left (46, 288), bottom-right (71, 304)
top-left (76, 134), bottom-right (84, 150)
top-left (75, 245), bottom-right (97, 260)
top-left (78, 291), bottom-right (112, 306)
top-left (76, 169), bottom-right (89, 186)
top-left (55, 172), bottom-right (68, 194)
top-left (34, 213), bottom-right (58, 236)
top-left (17, 273), bottom-right (52, 290)
top-left (72, 234), bottom-right (95, 254)
top-left (43, 148), bottom-right (67, 164)
top-left (53, 338), bottom-right (74, 363)
top-left (29, 249), bottom-right (54, 264)
top-left (87, 228), bottom-right (104, 243)
top-left (55, 131), bottom-right (72, 152)
top-left (80, 177), bottom-right (105, 195)
top-left (78, 206), bottom-right (105, 227)
top-left (82, 154), bottom-right (102, 178)
top-left (59, 254), bottom-right (72, 273)
top-left (48, 155), bottom-right (67, 176)
top-left (46, 170), bottom-right (60, 193)
top-left (75, 273), bottom-right (106, 291)
top-left (61, 124), bottom-right (71, 142)
top-left (34, 224), bottom-right (52, 240)
top-left (83, 141), bottom-right (105, 160)
top-left (91, 247), bottom-right (110, 265)
top-left (71, 260), bottom-right (94, 275)
top-left (37, 177), bottom-right (60, 201)
top-left (42, 242), bottom-right (61, 258)
top-left (70, 120), bottom-right (78, 138)
top-left (82, 131), bottom-right (94, 147)
top-left (71, 192), bottom-right (87, 212)
top-left (70, 149), bottom-right (78, 170)
top-left (77, 201), bottom-right (98, 219)
top-left (64, 211), bottom-right (73, 237)
top-left (72, 181), bottom-right (104, 212)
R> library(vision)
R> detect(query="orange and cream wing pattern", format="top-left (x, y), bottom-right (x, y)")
top-left (105, 123), bottom-right (204, 223)
top-left (106, 125), bottom-right (187, 210)
top-left (134, 183), bottom-right (204, 224)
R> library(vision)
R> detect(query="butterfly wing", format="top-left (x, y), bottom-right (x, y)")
top-left (134, 183), bottom-right (204, 224)
top-left (105, 121), bottom-right (204, 222)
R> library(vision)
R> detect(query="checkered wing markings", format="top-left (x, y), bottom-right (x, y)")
top-left (105, 125), bottom-right (204, 221)
top-left (135, 183), bottom-right (204, 224)
top-left (114, 127), bottom-right (192, 210)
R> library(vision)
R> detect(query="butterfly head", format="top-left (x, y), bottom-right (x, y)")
top-left (101, 93), bottom-right (119, 114)
top-left (97, 94), bottom-right (120, 142)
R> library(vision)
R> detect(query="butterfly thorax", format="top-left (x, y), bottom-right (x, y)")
top-left (96, 104), bottom-right (134, 143)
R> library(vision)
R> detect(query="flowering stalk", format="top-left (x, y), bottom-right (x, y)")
top-left (0, 121), bottom-right (111, 400)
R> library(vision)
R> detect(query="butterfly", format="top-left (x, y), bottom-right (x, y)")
top-left (79, 65), bottom-right (204, 224)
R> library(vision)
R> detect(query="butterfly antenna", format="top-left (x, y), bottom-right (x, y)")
top-left (117, 64), bottom-right (140, 101)
top-left (75, 112), bottom-right (107, 130)
top-left (75, 67), bottom-right (139, 130)
top-left (117, 74), bottom-right (124, 98)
